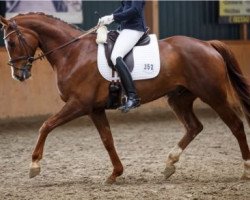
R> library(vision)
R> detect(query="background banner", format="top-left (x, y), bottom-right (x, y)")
top-left (5, 0), bottom-right (83, 24)
top-left (219, 0), bottom-right (250, 23)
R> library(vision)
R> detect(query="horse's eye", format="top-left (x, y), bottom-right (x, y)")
top-left (8, 41), bottom-right (15, 48)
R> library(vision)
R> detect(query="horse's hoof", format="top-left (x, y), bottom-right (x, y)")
top-left (163, 164), bottom-right (176, 179)
top-left (105, 176), bottom-right (116, 185)
top-left (29, 162), bottom-right (41, 178)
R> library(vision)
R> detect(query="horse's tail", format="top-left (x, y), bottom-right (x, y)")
top-left (209, 40), bottom-right (250, 126)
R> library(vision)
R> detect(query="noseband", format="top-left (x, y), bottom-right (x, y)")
top-left (4, 20), bottom-right (35, 72)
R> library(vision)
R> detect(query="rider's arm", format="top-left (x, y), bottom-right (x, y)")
top-left (113, 5), bottom-right (123, 15)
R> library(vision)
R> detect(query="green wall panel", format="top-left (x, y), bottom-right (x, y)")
top-left (0, 1), bottom-right (248, 46)
top-left (0, 1), bottom-right (6, 46)
top-left (159, 1), bottom-right (240, 40)
top-left (81, 1), bottom-right (119, 30)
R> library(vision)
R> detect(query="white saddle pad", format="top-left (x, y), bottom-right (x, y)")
top-left (97, 34), bottom-right (160, 82)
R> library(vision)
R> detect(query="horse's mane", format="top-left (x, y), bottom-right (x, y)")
top-left (14, 12), bottom-right (83, 32)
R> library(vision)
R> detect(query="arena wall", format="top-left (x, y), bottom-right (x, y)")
top-left (0, 41), bottom-right (250, 119)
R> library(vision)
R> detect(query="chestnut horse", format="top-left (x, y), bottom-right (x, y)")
top-left (1, 13), bottom-right (250, 183)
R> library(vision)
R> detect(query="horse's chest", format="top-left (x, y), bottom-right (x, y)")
top-left (56, 78), bottom-right (71, 101)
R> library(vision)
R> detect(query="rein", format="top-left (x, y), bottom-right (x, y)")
top-left (4, 20), bottom-right (99, 66)
top-left (32, 25), bottom-right (99, 62)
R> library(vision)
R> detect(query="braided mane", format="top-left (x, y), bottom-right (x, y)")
top-left (13, 12), bottom-right (83, 31)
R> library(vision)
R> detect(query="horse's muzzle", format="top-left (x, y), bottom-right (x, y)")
top-left (12, 64), bottom-right (32, 82)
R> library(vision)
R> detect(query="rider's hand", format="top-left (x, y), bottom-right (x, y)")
top-left (98, 15), bottom-right (114, 26)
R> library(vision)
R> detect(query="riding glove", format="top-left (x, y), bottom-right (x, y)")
top-left (99, 15), bottom-right (114, 25)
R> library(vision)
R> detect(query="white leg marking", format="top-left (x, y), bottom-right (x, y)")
top-left (29, 161), bottom-right (41, 178)
top-left (242, 160), bottom-right (250, 179)
top-left (163, 145), bottom-right (183, 179)
top-left (30, 161), bottom-right (40, 169)
top-left (166, 145), bottom-right (183, 165)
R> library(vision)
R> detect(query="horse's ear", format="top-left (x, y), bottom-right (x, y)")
top-left (0, 16), bottom-right (9, 27)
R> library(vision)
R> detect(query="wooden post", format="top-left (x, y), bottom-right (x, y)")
top-left (145, 0), bottom-right (159, 38)
top-left (240, 23), bottom-right (248, 40)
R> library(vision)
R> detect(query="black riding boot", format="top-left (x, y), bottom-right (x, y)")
top-left (115, 57), bottom-right (140, 112)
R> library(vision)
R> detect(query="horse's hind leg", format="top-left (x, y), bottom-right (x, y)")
top-left (90, 110), bottom-right (123, 184)
top-left (209, 101), bottom-right (250, 180)
top-left (164, 87), bottom-right (203, 179)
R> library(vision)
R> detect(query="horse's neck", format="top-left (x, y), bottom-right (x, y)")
top-left (23, 17), bottom-right (82, 67)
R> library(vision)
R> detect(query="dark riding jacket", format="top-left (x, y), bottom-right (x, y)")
top-left (113, 0), bottom-right (146, 32)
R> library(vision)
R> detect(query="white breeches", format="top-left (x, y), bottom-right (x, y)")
top-left (111, 29), bottom-right (144, 65)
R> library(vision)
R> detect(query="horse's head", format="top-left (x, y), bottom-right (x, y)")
top-left (0, 16), bottom-right (39, 81)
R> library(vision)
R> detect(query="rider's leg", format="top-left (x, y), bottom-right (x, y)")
top-left (111, 29), bottom-right (144, 112)
top-left (115, 57), bottom-right (140, 111)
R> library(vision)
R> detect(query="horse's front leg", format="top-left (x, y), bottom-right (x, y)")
top-left (30, 99), bottom-right (84, 178)
top-left (90, 110), bottom-right (123, 184)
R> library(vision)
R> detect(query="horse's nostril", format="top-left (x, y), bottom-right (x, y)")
top-left (18, 77), bottom-right (23, 81)
top-left (14, 74), bottom-right (25, 82)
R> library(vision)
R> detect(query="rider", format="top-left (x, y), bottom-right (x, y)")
top-left (98, 0), bottom-right (146, 112)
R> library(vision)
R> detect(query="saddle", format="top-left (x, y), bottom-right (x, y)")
top-left (104, 29), bottom-right (150, 72)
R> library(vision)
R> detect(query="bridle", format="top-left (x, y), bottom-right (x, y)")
top-left (3, 19), bottom-right (99, 72)
top-left (4, 20), bottom-right (35, 72)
